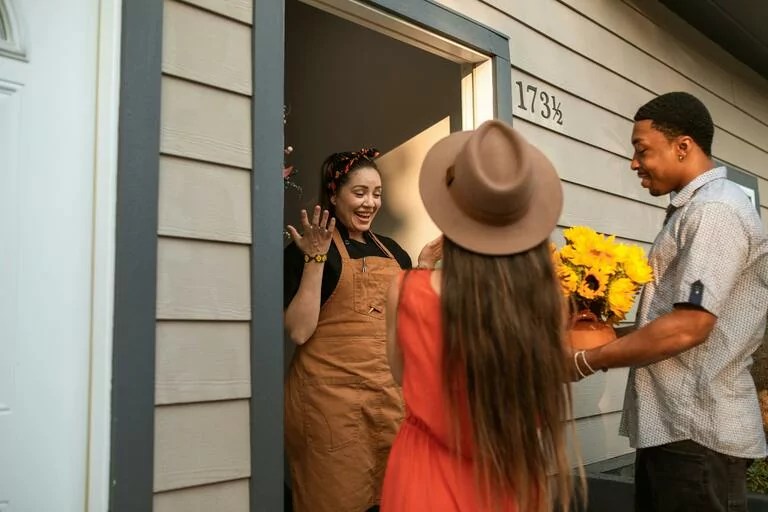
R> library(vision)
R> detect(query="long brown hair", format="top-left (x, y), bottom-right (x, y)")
top-left (440, 236), bottom-right (583, 511)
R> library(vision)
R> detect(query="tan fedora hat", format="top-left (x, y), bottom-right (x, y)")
top-left (419, 119), bottom-right (563, 255)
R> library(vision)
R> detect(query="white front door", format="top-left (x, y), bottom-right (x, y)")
top-left (0, 0), bottom-right (102, 510)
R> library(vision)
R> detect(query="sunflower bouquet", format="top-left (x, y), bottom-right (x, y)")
top-left (551, 226), bottom-right (653, 325)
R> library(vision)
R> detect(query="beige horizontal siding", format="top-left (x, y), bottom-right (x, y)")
top-left (154, 478), bottom-right (249, 512)
top-left (560, 181), bottom-right (663, 243)
top-left (563, 0), bottom-right (768, 124)
top-left (571, 369), bottom-right (630, 420)
top-left (156, 237), bottom-right (250, 320)
top-left (517, 119), bottom-right (666, 209)
top-left (163, 0), bottom-right (252, 94)
top-left (156, 321), bottom-right (251, 405)
top-left (154, 400), bottom-right (251, 492)
top-left (160, 76), bottom-right (251, 169)
top-left (155, 0), bottom-right (252, 504)
top-left (571, 411), bottom-right (633, 466)
top-left (158, 156), bottom-right (251, 244)
top-left (438, 0), bottom-right (768, 208)
top-left (176, 0), bottom-right (252, 24)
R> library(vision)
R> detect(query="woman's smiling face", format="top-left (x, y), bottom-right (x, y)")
top-left (331, 166), bottom-right (382, 239)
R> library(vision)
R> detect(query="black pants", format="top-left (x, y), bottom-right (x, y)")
top-left (634, 440), bottom-right (751, 512)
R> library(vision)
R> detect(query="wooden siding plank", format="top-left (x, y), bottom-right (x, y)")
top-left (516, 119), bottom-right (666, 209)
top-left (154, 401), bottom-right (251, 492)
top-left (176, 0), bottom-right (252, 25)
top-left (156, 237), bottom-right (250, 320)
top-left (478, 0), bottom-right (768, 139)
top-left (435, 0), bottom-right (768, 189)
top-left (154, 478), bottom-right (249, 512)
top-left (571, 411), bottom-right (633, 466)
top-left (161, 76), bottom-right (251, 169)
top-left (158, 156), bottom-right (251, 244)
top-left (156, 321), bottom-right (251, 404)
top-left (512, 69), bottom-right (768, 208)
top-left (763, 208), bottom-right (768, 233)
top-left (561, 182), bottom-right (664, 245)
top-left (562, 0), bottom-right (768, 124)
top-left (571, 368), bottom-right (629, 420)
top-left (163, 0), bottom-right (251, 94)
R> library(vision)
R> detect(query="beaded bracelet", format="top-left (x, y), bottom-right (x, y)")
top-left (303, 253), bottom-right (328, 264)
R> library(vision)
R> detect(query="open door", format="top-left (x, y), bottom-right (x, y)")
top-left (280, 0), bottom-right (511, 509)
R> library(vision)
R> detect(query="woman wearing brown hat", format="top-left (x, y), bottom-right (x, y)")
top-left (283, 149), bottom-right (442, 512)
top-left (380, 121), bottom-right (583, 512)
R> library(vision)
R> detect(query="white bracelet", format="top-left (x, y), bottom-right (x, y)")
top-left (573, 350), bottom-right (589, 379)
top-left (579, 350), bottom-right (597, 375)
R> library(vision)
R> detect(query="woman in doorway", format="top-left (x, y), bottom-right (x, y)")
top-left (283, 148), bottom-right (442, 512)
top-left (381, 120), bottom-right (583, 512)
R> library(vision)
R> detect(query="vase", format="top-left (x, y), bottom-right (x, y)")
top-left (568, 310), bottom-right (617, 350)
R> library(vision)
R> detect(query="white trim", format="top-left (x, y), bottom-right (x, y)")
top-left (471, 59), bottom-right (494, 125)
top-left (461, 64), bottom-right (475, 130)
top-left (0, 0), bottom-right (27, 61)
top-left (86, 0), bottom-right (121, 510)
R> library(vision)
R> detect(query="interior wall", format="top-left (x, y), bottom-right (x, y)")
top-left (284, 0), bottom-right (463, 262)
top-left (283, 1), bottom-right (464, 495)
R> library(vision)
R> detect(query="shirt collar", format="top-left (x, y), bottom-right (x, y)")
top-left (335, 219), bottom-right (371, 244)
top-left (670, 166), bottom-right (727, 208)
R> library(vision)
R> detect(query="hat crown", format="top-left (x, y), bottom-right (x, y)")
top-left (448, 122), bottom-right (533, 226)
top-left (418, 118), bottom-right (563, 255)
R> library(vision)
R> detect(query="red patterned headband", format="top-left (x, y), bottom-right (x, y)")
top-left (326, 148), bottom-right (381, 192)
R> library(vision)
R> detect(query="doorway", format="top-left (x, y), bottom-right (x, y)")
top-left (282, 0), bottom-right (506, 508)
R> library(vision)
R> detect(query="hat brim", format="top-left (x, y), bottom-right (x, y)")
top-left (418, 130), bottom-right (564, 256)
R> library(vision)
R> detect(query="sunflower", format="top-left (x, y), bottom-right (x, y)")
top-left (552, 226), bottom-right (652, 323)
top-left (557, 263), bottom-right (580, 295)
top-left (620, 246), bottom-right (654, 284)
top-left (563, 226), bottom-right (601, 246)
top-left (607, 277), bottom-right (637, 319)
top-left (559, 243), bottom-right (578, 263)
top-left (550, 242), bottom-right (561, 267)
top-left (577, 268), bottom-right (609, 300)
top-left (563, 231), bottom-right (619, 274)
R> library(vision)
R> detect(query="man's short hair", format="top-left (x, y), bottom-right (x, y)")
top-left (634, 92), bottom-right (714, 156)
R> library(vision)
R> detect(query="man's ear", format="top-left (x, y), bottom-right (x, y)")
top-left (677, 136), bottom-right (694, 153)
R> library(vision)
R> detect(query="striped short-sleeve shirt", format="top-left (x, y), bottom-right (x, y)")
top-left (619, 166), bottom-right (768, 458)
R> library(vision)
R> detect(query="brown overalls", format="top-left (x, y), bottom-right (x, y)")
top-left (285, 230), bottom-right (404, 512)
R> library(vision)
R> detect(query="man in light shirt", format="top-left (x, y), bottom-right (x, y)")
top-left (575, 92), bottom-right (768, 511)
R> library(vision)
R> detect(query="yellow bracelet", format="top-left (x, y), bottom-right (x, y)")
top-left (304, 253), bottom-right (328, 264)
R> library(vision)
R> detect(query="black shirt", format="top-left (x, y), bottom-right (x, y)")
top-left (283, 223), bottom-right (412, 309)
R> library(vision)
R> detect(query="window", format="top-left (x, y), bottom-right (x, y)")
top-left (0, 0), bottom-right (26, 61)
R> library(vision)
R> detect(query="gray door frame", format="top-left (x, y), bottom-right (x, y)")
top-left (110, 0), bottom-right (162, 509)
top-left (110, 0), bottom-right (510, 510)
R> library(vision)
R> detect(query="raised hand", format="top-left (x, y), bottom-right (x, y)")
top-left (286, 205), bottom-right (336, 257)
top-left (417, 235), bottom-right (443, 269)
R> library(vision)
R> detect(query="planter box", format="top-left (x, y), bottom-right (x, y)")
top-left (577, 453), bottom-right (768, 512)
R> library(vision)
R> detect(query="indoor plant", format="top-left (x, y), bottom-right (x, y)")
top-left (551, 226), bottom-right (653, 350)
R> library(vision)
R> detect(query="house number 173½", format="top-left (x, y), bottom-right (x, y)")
top-left (514, 81), bottom-right (564, 125)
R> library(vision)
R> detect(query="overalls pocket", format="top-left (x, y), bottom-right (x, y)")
top-left (300, 377), bottom-right (364, 452)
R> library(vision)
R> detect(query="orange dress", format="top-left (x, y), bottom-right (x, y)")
top-left (381, 270), bottom-right (519, 512)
